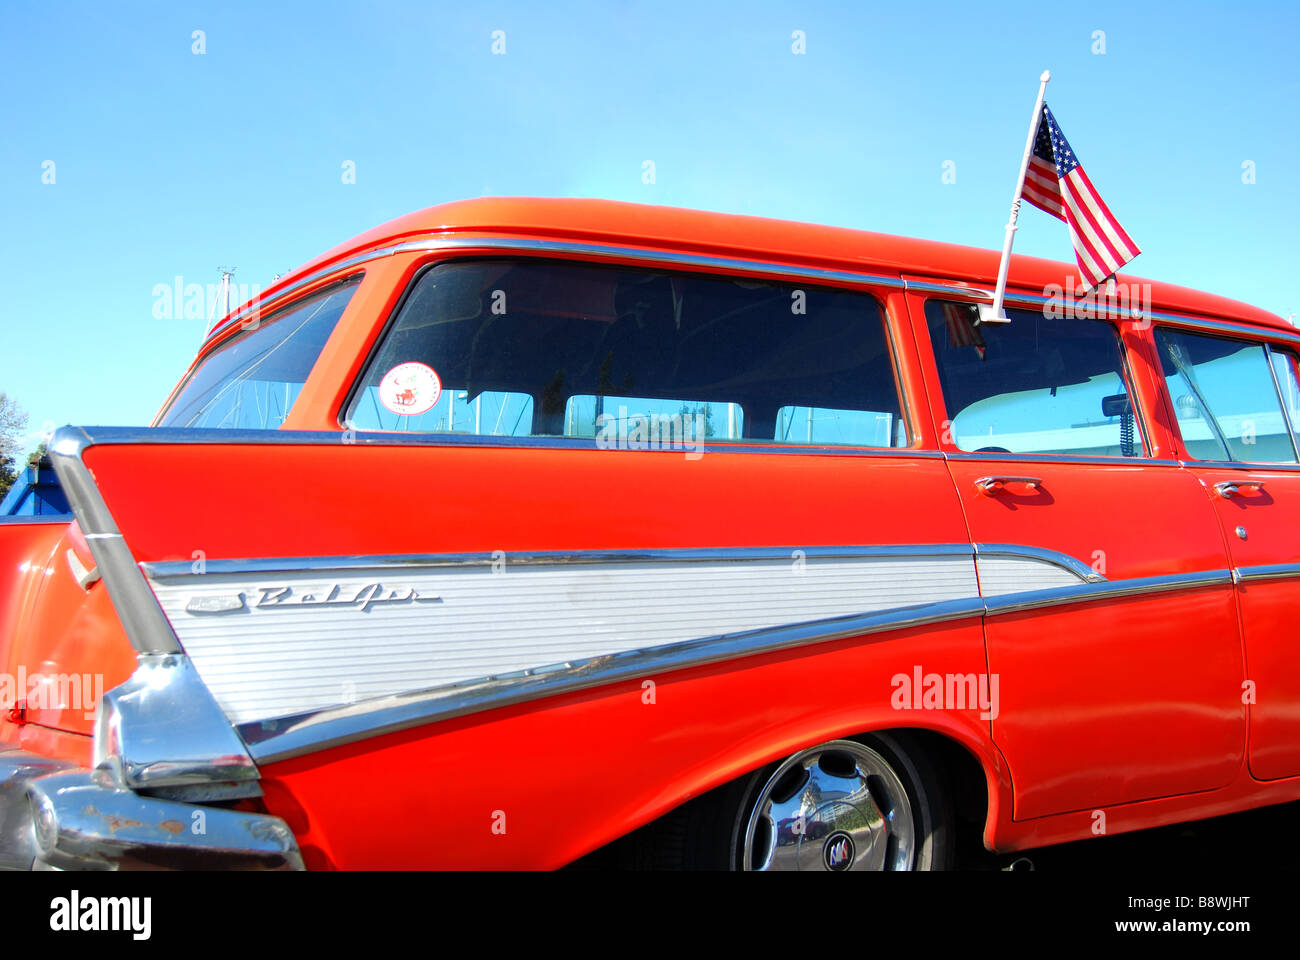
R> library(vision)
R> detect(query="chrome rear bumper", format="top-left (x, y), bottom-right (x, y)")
top-left (0, 746), bottom-right (302, 870)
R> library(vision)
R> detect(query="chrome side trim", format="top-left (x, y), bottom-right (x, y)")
top-left (69, 425), bottom-right (1262, 468)
top-left (212, 235), bottom-right (908, 339)
top-left (241, 595), bottom-right (990, 763)
top-left (1234, 563), bottom-right (1300, 583)
top-left (975, 543), bottom-right (1106, 584)
top-left (142, 542), bottom-right (1106, 582)
top-left (26, 769), bottom-right (301, 871)
top-left (946, 451), bottom-right (1181, 467)
top-left (95, 655), bottom-right (260, 794)
top-left (48, 427), bottom-right (182, 656)
top-left (1177, 459), bottom-right (1300, 473)
top-left (240, 562), bottom-right (1231, 764)
top-left (61, 424), bottom-right (941, 459)
top-left (982, 569), bottom-right (1232, 617)
top-left (142, 543), bottom-right (977, 580)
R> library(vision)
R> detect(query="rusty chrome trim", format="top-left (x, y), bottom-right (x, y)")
top-left (26, 769), bottom-right (301, 870)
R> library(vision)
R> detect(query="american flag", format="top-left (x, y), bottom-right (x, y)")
top-left (941, 301), bottom-right (986, 359)
top-left (1022, 104), bottom-right (1140, 292)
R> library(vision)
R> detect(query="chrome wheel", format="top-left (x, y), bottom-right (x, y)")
top-left (740, 739), bottom-right (916, 871)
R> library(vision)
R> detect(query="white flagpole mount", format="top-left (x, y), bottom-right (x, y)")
top-left (979, 69), bottom-right (1051, 325)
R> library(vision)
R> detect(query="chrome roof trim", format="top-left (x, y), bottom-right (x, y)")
top-left (208, 233), bottom-right (1293, 347)
top-left (212, 252), bottom-right (382, 335)
top-left (910, 280), bottom-right (1296, 343)
top-left (211, 235), bottom-right (909, 339)
top-left (1150, 314), bottom-right (1300, 347)
top-left (391, 236), bottom-right (909, 290)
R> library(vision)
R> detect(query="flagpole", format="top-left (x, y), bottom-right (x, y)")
top-left (980, 70), bottom-right (1051, 325)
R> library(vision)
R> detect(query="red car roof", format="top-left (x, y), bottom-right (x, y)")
top-left (238, 196), bottom-right (1291, 337)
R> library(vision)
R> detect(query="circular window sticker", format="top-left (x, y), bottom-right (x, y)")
top-left (378, 362), bottom-right (442, 416)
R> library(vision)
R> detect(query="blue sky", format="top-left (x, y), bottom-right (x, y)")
top-left (1, 1), bottom-right (1296, 455)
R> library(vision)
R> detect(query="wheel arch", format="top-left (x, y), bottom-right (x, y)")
top-left (564, 717), bottom-right (1007, 868)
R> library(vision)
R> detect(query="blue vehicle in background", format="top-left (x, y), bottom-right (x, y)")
top-left (0, 456), bottom-right (70, 517)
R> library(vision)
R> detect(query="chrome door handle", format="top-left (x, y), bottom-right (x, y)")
top-left (1214, 480), bottom-right (1266, 499)
top-left (974, 476), bottom-right (1043, 495)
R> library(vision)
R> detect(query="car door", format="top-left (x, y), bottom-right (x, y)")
top-left (907, 289), bottom-right (1245, 821)
top-left (1149, 323), bottom-right (1300, 781)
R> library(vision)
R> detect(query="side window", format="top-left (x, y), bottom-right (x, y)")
top-left (160, 280), bottom-right (359, 429)
top-left (1270, 348), bottom-right (1300, 452)
top-left (924, 300), bottom-right (1145, 457)
top-left (1155, 328), bottom-right (1299, 463)
top-left (346, 259), bottom-right (907, 448)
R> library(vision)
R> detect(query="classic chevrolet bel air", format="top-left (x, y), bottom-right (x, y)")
top-left (3, 197), bottom-right (1300, 871)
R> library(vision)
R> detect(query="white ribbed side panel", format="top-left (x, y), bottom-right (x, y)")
top-left (976, 555), bottom-right (1087, 596)
top-left (150, 555), bottom-right (979, 725)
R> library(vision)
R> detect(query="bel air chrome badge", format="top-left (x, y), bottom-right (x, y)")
top-left (185, 582), bottom-right (443, 615)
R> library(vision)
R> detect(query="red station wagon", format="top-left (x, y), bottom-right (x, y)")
top-left (2, 197), bottom-right (1299, 871)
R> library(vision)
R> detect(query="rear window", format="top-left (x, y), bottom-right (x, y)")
top-left (345, 260), bottom-right (906, 448)
top-left (160, 280), bottom-right (358, 429)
